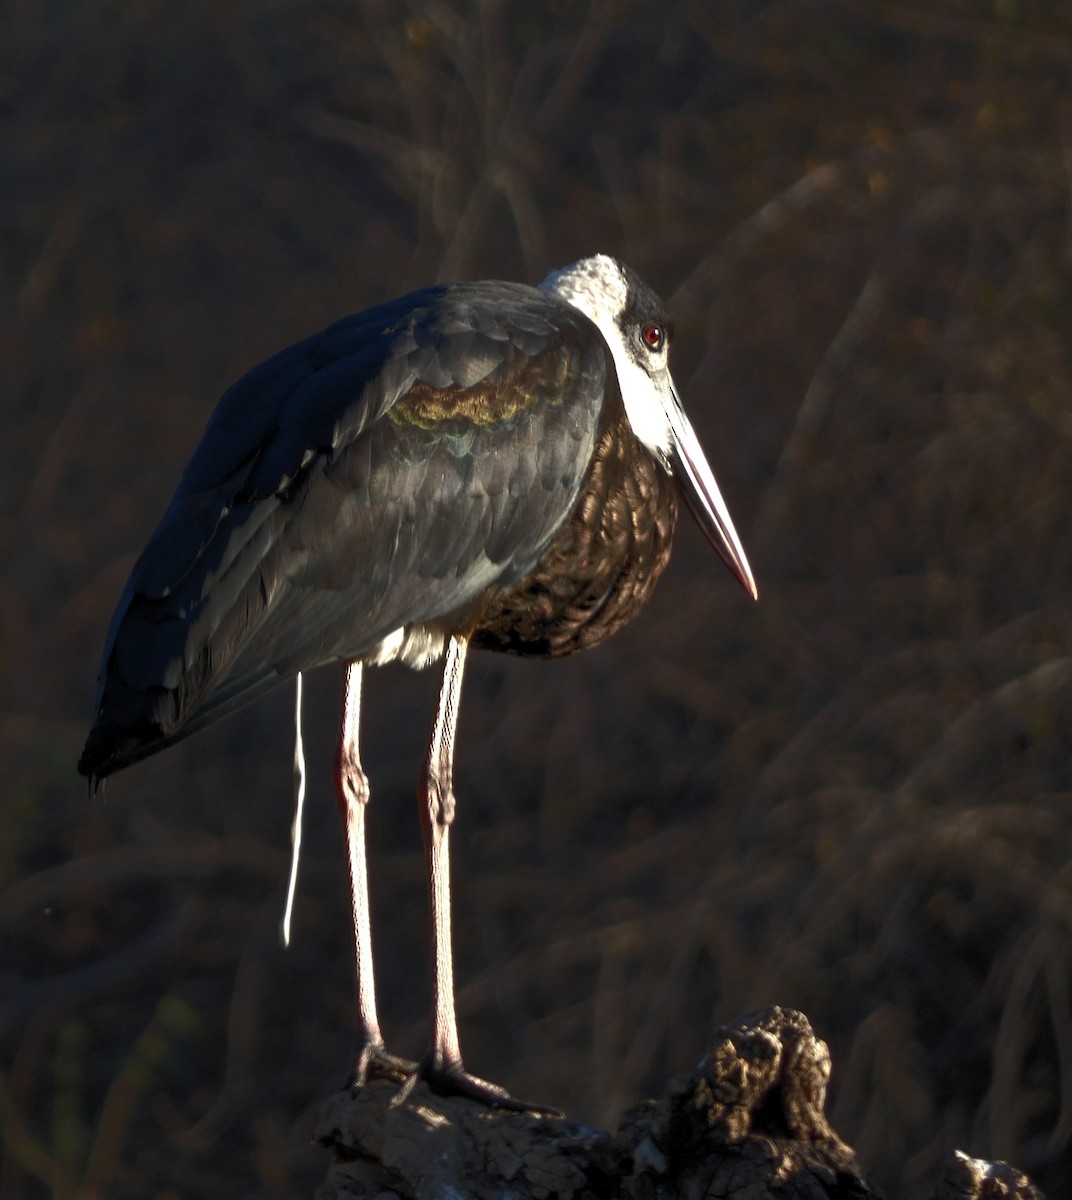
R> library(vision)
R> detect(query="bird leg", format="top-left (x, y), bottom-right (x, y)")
top-left (400, 635), bottom-right (557, 1114)
top-left (335, 661), bottom-right (414, 1085)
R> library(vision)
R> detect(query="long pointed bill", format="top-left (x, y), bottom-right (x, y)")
top-left (665, 386), bottom-right (758, 600)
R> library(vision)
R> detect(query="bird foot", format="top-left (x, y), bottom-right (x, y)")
top-left (348, 1039), bottom-right (417, 1088)
top-left (391, 1054), bottom-right (562, 1116)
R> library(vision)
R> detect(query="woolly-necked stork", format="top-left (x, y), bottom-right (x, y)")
top-left (79, 254), bottom-right (757, 1110)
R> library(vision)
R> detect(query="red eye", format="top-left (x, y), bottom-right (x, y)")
top-left (642, 324), bottom-right (664, 351)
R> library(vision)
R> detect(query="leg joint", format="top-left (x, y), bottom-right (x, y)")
top-left (425, 776), bottom-right (456, 828)
top-left (335, 747), bottom-right (371, 811)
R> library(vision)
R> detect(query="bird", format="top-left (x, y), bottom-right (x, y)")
top-left (78, 253), bottom-right (757, 1111)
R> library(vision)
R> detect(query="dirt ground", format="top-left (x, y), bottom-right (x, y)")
top-left (4, 3), bottom-right (1072, 1197)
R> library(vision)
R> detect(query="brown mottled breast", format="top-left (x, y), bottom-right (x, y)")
top-left (472, 403), bottom-right (678, 659)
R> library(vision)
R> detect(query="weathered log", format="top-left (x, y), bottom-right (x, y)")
top-left (315, 1005), bottom-right (1044, 1199)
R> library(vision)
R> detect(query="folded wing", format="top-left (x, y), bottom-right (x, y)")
top-left (79, 283), bottom-right (609, 780)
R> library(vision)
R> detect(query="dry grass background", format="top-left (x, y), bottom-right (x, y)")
top-left (4, 2), bottom-right (1072, 1196)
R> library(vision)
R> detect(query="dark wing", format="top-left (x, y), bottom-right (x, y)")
top-left (78, 282), bottom-right (609, 781)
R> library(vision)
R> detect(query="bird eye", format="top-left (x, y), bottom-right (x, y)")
top-left (641, 324), bottom-right (664, 352)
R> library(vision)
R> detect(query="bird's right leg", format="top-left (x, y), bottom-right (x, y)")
top-left (335, 661), bottom-right (414, 1085)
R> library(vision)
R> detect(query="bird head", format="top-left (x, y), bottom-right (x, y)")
top-left (540, 255), bottom-right (758, 601)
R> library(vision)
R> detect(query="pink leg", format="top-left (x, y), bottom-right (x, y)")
top-left (399, 636), bottom-right (557, 1113)
top-left (334, 661), bottom-right (413, 1084)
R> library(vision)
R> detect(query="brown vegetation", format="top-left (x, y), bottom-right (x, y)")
top-left (4, 3), bottom-right (1071, 1197)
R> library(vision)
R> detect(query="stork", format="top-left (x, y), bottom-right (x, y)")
top-left (78, 254), bottom-right (757, 1110)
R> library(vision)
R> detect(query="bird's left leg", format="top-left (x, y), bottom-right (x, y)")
top-left (335, 661), bottom-right (414, 1085)
top-left (399, 635), bottom-right (557, 1113)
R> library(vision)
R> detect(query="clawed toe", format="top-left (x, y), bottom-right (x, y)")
top-left (348, 1040), bottom-right (418, 1088)
top-left (390, 1055), bottom-right (561, 1116)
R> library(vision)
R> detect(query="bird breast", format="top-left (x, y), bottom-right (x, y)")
top-left (472, 406), bottom-right (678, 659)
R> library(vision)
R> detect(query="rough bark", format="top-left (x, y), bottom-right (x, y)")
top-left (315, 1006), bottom-right (1044, 1200)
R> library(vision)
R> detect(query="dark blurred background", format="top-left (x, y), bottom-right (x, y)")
top-left (4, 2), bottom-right (1072, 1196)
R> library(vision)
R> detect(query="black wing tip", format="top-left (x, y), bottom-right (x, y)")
top-left (77, 717), bottom-right (156, 792)
top-left (77, 740), bottom-right (110, 796)
top-left (82, 770), bottom-right (105, 798)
